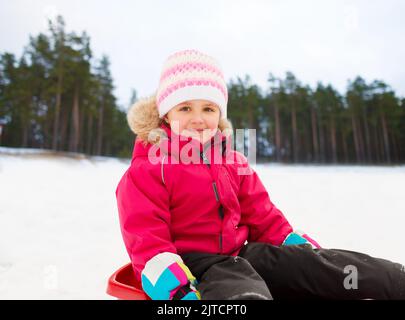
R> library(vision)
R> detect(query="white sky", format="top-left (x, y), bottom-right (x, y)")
top-left (1, 0), bottom-right (405, 109)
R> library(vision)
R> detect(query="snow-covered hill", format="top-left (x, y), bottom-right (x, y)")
top-left (1, 147), bottom-right (404, 299)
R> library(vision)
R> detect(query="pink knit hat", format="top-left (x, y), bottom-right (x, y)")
top-left (156, 49), bottom-right (228, 119)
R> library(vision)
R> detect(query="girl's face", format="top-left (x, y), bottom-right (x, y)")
top-left (165, 99), bottom-right (221, 144)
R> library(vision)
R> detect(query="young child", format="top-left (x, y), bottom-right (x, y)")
top-left (116, 49), bottom-right (405, 300)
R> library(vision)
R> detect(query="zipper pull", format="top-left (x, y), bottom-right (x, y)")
top-left (212, 182), bottom-right (224, 219)
top-left (212, 181), bottom-right (224, 253)
top-left (212, 182), bottom-right (220, 201)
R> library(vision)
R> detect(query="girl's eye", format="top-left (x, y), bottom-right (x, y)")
top-left (180, 106), bottom-right (190, 111)
top-left (204, 108), bottom-right (215, 112)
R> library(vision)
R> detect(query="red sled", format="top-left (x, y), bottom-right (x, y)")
top-left (106, 263), bottom-right (149, 300)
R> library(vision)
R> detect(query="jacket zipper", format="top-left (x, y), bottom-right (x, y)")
top-left (212, 181), bottom-right (224, 253)
top-left (200, 146), bottom-right (224, 254)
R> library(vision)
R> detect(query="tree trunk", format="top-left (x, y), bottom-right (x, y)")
top-left (330, 115), bottom-right (337, 163)
top-left (21, 123), bottom-right (28, 148)
top-left (318, 119), bottom-right (325, 163)
top-left (274, 104), bottom-right (281, 162)
top-left (105, 140), bottom-right (111, 156)
top-left (69, 84), bottom-right (80, 152)
top-left (43, 112), bottom-right (50, 149)
top-left (378, 122), bottom-right (385, 164)
top-left (78, 108), bottom-right (85, 153)
top-left (60, 103), bottom-right (69, 151)
top-left (390, 130), bottom-right (400, 163)
top-left (398, 131), bottom-right (404, 162)
top-left (52, 68), bottom-right (63, 150)
top-left (302, 122), bottom-right (311, 162)
top-left (362, 105), bottom-right (372, 163)
top-left (86, 114), bottom-right (93, 155)
top-left (291, 103), bottom-right (298, 163)
top-left (311, 104), bottom-right (319, 162)
top-left (21, 100), bottom-right (30, 147)
top-left (372, 123), bottom-right (380, 164)
top-left (351, 113), bottom-right (361, 163)
top-left (381, 113), bottom-right (391, 163)
top-left (96, 101), bottom-right (104, 155)
top-left (356, 117), bottom-right (365, 163)
top-left (341, 130), bottom-right (349, 163)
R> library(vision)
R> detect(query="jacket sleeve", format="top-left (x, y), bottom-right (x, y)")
top-left (116, 160), bottom-right (176, 282)
top-left (236, 155), bottom-right (293, 246)
top-left (116, 160), bottom-right (201, 300)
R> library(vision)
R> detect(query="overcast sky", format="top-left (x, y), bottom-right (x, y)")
top-left (1, 0), bottom-right (404, 108)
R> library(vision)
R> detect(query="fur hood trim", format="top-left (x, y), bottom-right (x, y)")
top-left (127, 95), bottom-right (233, 145)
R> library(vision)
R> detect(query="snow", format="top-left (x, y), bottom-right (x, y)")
top-left (1, 147), bottom-right (404, 299)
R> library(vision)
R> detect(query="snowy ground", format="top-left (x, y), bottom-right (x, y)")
top-left (1, 147), bottom-right (405, 299)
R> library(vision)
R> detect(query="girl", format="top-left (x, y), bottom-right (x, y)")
top-left (116, 49), bottom-right (405, 300)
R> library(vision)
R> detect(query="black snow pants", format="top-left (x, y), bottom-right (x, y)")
top-left (181, 242), bottom-right (405, 300)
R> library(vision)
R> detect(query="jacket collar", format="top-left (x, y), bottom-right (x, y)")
top-left (133, 123), bottom-right (230, 165)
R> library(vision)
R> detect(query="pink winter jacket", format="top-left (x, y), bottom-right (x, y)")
top-left (116, 96), bottom-right (294, 283)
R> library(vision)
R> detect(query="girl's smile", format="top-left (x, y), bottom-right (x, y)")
top-left (164, 99), bottom-right (221, 144)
